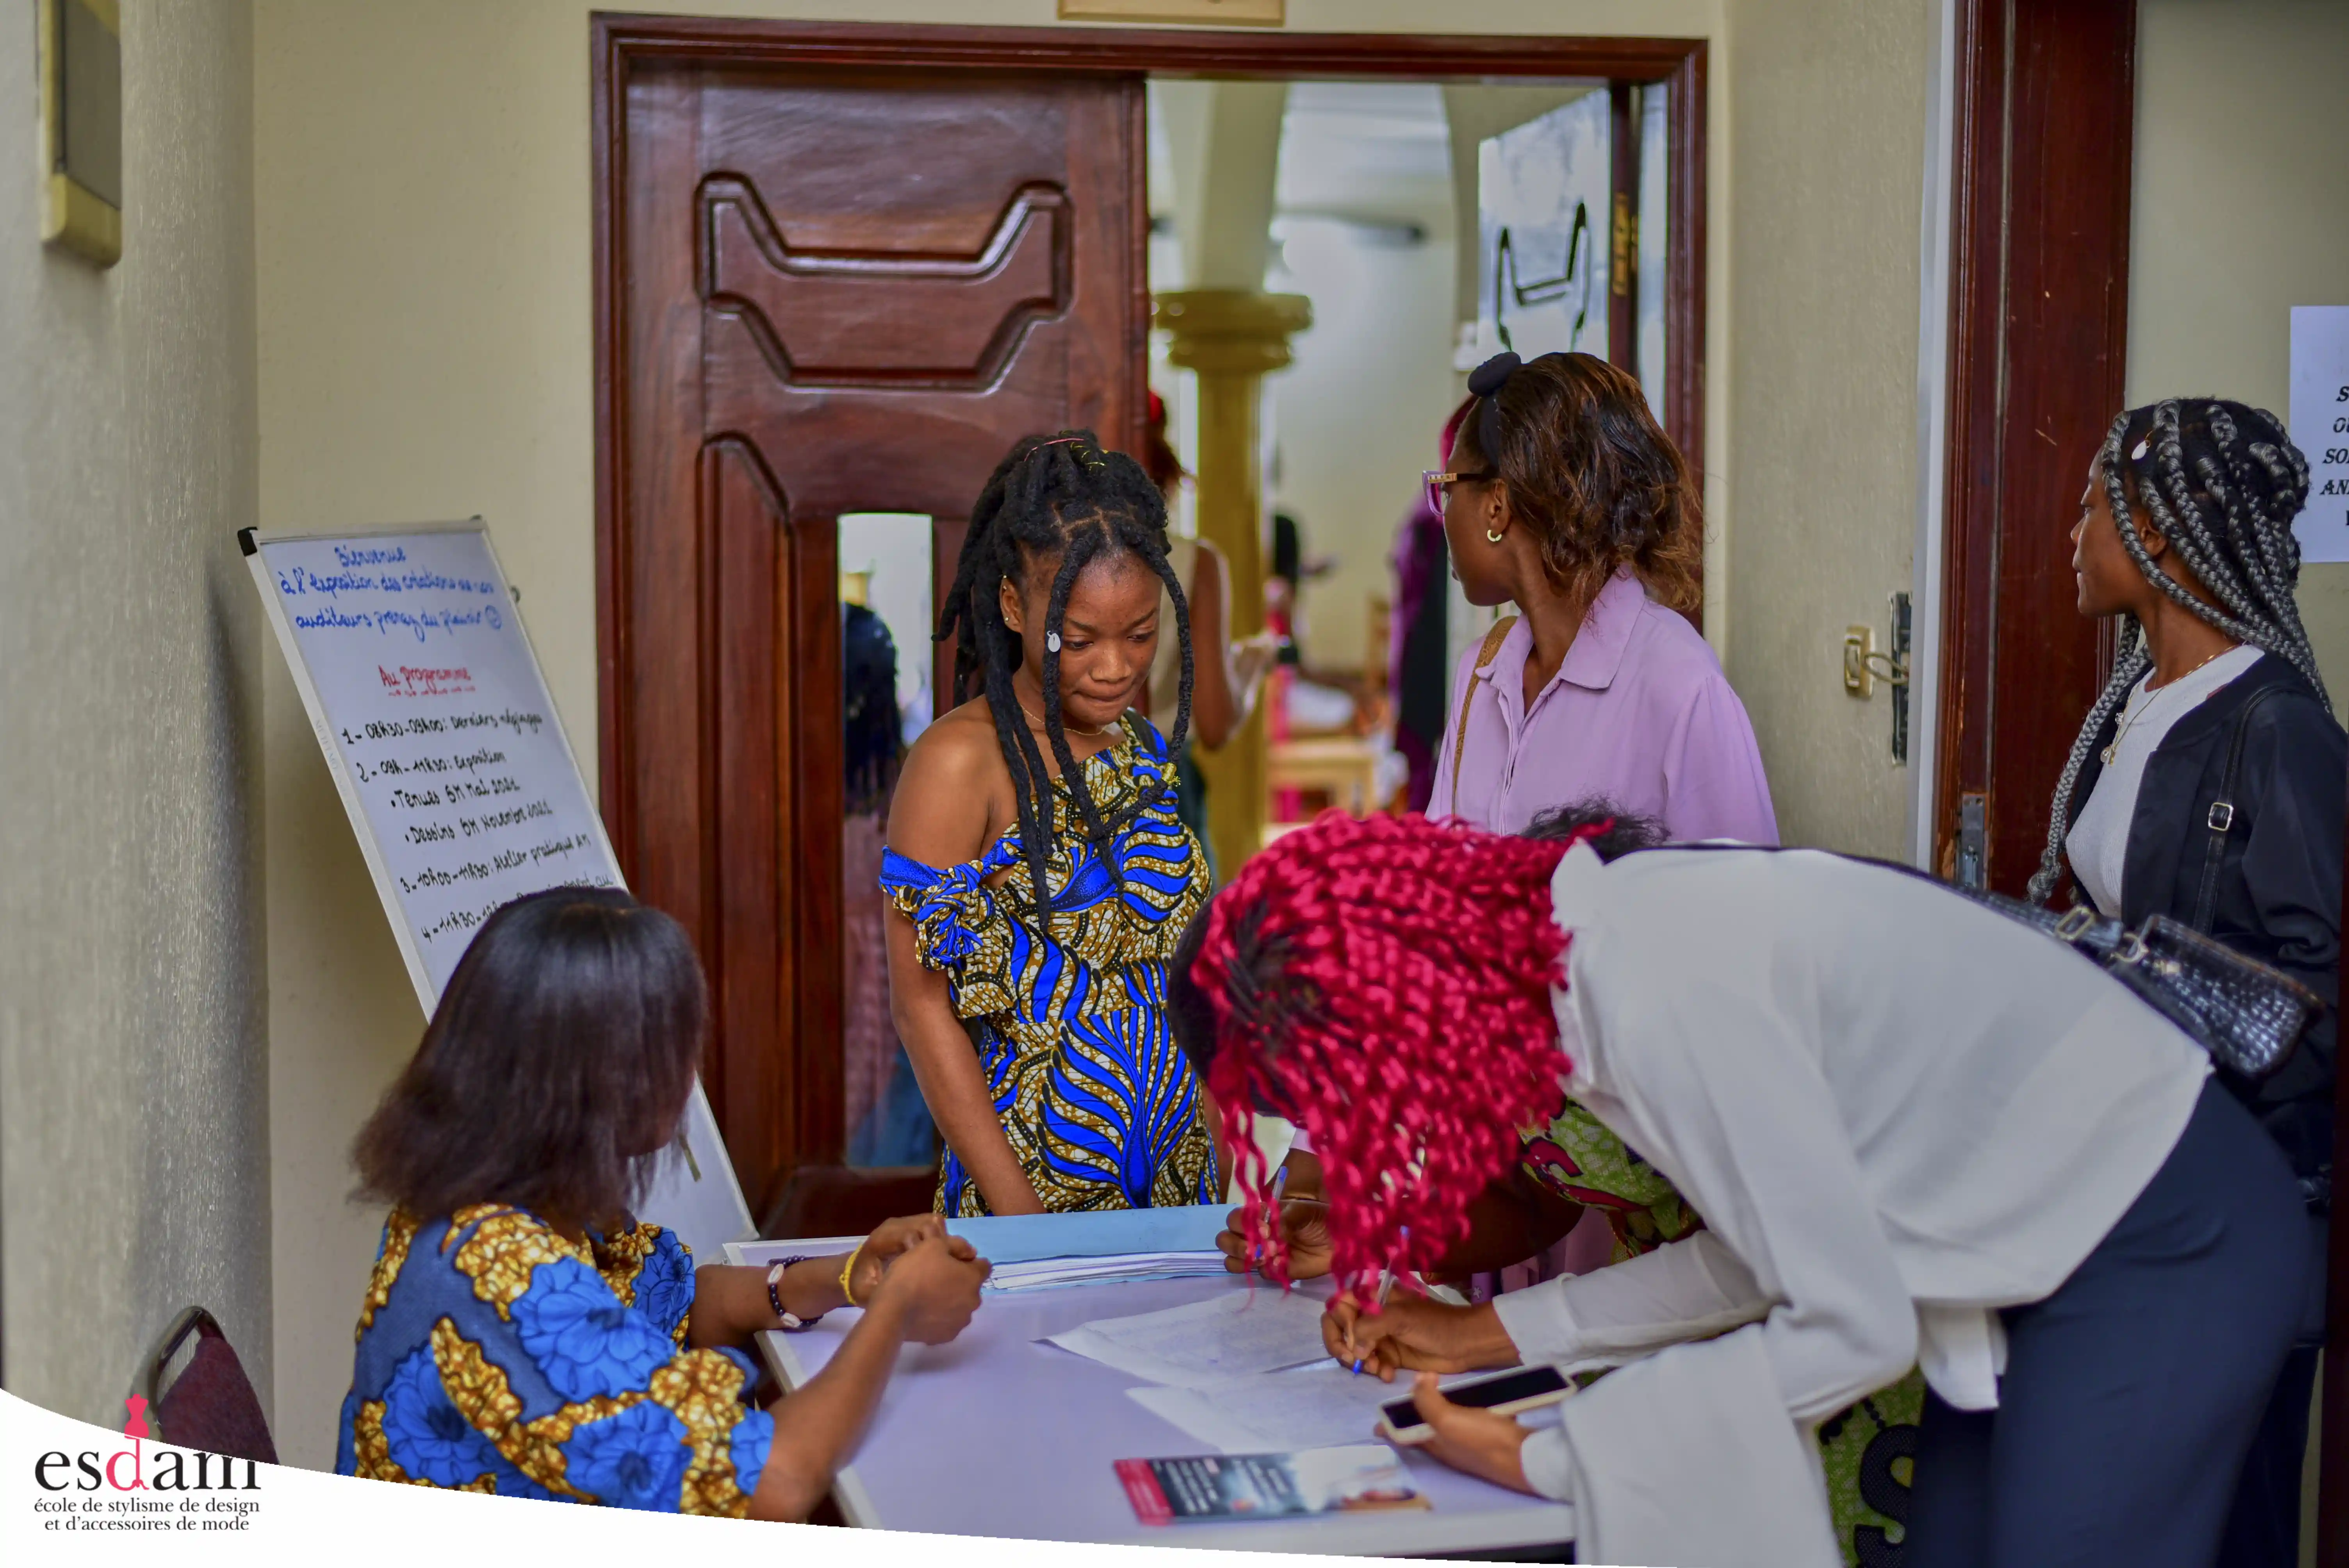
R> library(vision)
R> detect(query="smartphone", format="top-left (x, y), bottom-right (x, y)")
top-left (1375, 1366), bottom-right (1572, 1446)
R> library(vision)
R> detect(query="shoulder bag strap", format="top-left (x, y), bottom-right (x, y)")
top-left (1447, 615), bottom-right (1521, 817)
top-left (2192, 684), bottom-right (2283, 933)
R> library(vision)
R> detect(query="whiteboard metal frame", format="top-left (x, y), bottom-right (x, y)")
top-left (242, 518), bottom-right (752, 1245)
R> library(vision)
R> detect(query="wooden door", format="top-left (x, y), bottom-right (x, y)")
top-left (597, 55), bottom-right (1147, 1212)
top-left (1935, 0), bottom-right (2136, 894)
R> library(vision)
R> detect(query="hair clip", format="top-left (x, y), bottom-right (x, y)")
top-left (1046, 631), bottom-right (1061, 653)
top-left (2131, 437), bottom-right (2149, 461)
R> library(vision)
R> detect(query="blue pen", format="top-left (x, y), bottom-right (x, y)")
top-left (1351, 1226), bottom-right (1408, 1376)
top-left (1253, 1164), bottom-right (1290, 1266)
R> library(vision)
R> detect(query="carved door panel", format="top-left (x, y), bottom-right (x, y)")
top-left (601, 61), bottom-right (1146, 1212)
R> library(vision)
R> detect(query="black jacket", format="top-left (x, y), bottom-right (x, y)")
top-left (2064, 652), bottom-right (2343, 1190)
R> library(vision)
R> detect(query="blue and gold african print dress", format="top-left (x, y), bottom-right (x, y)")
top-left (882, 713), bottom-right (1216, 1215)
top-left (338, 1205), bottom-right (770, 1513)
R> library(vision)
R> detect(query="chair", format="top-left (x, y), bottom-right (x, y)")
top-left (758, 1164), bottom-right (939, 1242)
top-left (133, 1307), bottom-right (277, 1464)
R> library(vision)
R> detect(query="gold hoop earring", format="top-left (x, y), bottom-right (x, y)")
top-left (1486, 528), bottom-right (1505, 544)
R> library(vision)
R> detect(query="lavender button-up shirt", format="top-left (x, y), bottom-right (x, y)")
top-left (1429, 568), bottom-right (1779, 844)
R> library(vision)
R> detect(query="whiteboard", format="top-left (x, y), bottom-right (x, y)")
top-left (243, 521), bottom-right (753, 1260)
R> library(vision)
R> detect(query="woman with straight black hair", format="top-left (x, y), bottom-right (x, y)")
top-left (339, 887), bottom-right (990, 1518)
top-left (2034, 397), bottom-right (2342, 1568)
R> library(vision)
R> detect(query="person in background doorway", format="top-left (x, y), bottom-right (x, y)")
top-left (1140, 390), bottom-right (1278, 881)
top-left (884, 431), bottom-right (1219, 1216)
top-left (340, 887), bottom-right (989, 1518)
top-left (842, 603), bottom-right (936, 1167)
top-left (1429, 351), bottom-right (1775, 844)
top-left (2031, 397), bottom-right (2340, 1568)
top-left (1388, 401), bottom-right (1468, 813)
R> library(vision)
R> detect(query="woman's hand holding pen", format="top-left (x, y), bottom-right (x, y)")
top-left (1322, 1293), bottom-right (1520, 1382)
top-left (1215, 1198), bottom-right (1334, 1278)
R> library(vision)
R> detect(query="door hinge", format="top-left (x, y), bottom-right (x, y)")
top-left (1955, 792), bottom-right (1987, 889)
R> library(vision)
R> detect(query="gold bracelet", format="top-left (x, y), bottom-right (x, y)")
top-left (838, 1240), bottom-right (868, 1308)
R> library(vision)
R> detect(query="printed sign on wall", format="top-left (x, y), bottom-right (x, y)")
top-left (2290, 306), bottom-right (2349, 563)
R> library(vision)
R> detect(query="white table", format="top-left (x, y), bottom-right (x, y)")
top-left (725, 1240), bottom-right (1576, 1556)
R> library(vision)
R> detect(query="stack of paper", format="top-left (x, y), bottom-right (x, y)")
top-left (947, 1205), bottom-right (1231, 1293)
top-left (989, 1251), bottom-right (1230, 1292)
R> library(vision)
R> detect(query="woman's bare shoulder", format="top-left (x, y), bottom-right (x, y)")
top-left (889, 700), bottom-right (1010, 861)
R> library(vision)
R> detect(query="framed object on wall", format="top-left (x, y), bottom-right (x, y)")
top-left (40, 0), bottom-right (123, 268)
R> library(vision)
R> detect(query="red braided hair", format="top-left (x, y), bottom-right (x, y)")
top-left (1197, 812), bottom-right (1592, 1295)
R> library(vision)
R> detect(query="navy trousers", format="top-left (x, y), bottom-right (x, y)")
top-left (1907, 1081), bottom-right (2309, 1568)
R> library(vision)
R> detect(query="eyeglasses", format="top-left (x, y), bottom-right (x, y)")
top-left (1423, 468), bottom-right (1496, 513)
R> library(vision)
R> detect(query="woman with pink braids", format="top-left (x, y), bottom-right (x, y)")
top-left (1171, 812), bottom-right (2305, 1568)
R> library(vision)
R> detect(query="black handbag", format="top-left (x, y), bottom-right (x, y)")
top-left (1952, 887), bottom-right (2320, 1082)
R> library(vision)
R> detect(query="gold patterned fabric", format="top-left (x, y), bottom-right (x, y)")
top-left (882, 714), bottom-right (1216, 1215)
top-left (337, 1204), bottom-right (766, 1513)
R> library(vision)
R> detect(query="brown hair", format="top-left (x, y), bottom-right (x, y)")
top-left (352, 887), bottom-right (706, 1228)
top-left (1459, 351), bottom-right (1701, 613)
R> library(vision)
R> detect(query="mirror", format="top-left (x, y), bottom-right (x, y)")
top-left (839, 512), bottom-right (938, 1168)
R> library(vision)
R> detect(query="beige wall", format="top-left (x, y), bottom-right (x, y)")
top-left (1719, 0), bottom-right (1934, 857)
top-left (2128, 0), bottom-right (2349, 709)
top-left (0, 0), bottom-right (269, 1425)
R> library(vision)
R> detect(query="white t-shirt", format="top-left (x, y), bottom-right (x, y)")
top-left (2065, 644), bottom-right (2261, 915)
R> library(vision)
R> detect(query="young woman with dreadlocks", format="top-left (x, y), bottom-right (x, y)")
top-left (880, 431), bottom-right (1219, 1217)
top-left (2032, 398), bottom-right (2342, 1568)
top-left (1176, 811), bottom-right (2305, 1568)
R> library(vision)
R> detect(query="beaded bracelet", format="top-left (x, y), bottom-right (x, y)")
top-left (765, 1259), bottom-right (823, 1331)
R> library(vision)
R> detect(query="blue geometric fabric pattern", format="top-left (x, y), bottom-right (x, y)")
top-left (882, 715), bottom-right (1216, 1215)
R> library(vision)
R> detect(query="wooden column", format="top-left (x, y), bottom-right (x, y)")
top-left (1154, 288), bottom-right (1311, 880)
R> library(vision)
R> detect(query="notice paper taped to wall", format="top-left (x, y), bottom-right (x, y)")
top-left (243, 521), bottom-right (752, 1260)
top-left (2290, 306), bottom-right (2349, 563)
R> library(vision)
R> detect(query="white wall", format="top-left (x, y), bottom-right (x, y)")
top-left (0, 0), bottom-right (268, 1425)
top-left (2128, 0), bottom-right (2349, 707)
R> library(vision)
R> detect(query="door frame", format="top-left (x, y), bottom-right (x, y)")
top-left (1931, 0), bottom-right (2137, 894)
top-left (589, 14), bottom-right (1710, 1201)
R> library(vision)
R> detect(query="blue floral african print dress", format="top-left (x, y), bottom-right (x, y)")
top-left (882, 713), bottom-right (1216, 1215)
top-left (338, 1205), bottom-right (770, 1513)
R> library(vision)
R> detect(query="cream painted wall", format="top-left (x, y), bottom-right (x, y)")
top-left (1719, 0), bottom-right (1933, 857)
top-left (1271, 210), bottom-right (1459, 675)
top-left (0, 0), bottom-right (269, 1424)
top-left (2128, 0), bottom-right (2349, 711)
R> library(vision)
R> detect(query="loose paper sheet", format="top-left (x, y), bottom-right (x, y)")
top-left (1126, 1366), bottom-right (1399, 1454)
top-left (1045, 1288), bottom-right (1332, 1389)
top-left (2290, 306), bottom-right (2349, 563)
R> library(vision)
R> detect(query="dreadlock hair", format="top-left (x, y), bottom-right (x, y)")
top-left (937, 429), bottom-right (1194, 907)
top-left (1196, 812), bottom-right (1603, 1296)
top-left (2027, 398), bottom-right (2324, 904)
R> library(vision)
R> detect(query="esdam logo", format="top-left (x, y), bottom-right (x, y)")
top-left (29, 1396), bottom-right (260, 1534)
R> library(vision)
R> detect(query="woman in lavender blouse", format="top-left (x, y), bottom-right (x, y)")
top-left (1427, 351), bottom-right (1777, 846)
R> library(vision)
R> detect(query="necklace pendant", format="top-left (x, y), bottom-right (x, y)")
top-left (2101, 743), bottom-right (2117, 766)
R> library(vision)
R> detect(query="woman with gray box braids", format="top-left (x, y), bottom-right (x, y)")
top-left (2030, 398), bottom-right (2325, 905)
top-left (2034, 395), bottom-right (2342, 1568)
